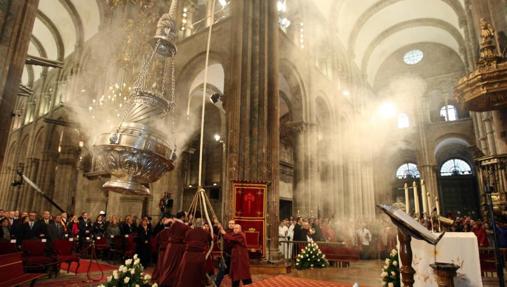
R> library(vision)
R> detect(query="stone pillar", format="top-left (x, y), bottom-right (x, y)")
top-left (53, 145), bottom-right (79, 213)
top-left (492, 109), bottom-right (507, 154)
top-left (0, 0), bottom-right (39, 169)
top-left (472, 111), bottom-right (489, 154)
top-left (17, 157), bottom-right (39, 211)
top-left (33, 153), bottom-right (55, 212)
top-left (483, 112), bottom-right (498, 155)
top-left (224, 0), bottom-right (281, 261)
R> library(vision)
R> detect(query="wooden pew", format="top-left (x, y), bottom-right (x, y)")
top-left (319, 245), bottom-right (360, 268)
top-left (0, 252), bottom-right (45, 287)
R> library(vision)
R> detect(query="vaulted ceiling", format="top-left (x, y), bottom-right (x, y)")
top-left (22, 0), bottom-right (470, 88)
top-left (317, 0), bottom-right (468, 85)
top-left (21, 0), bottom-right (103, 86)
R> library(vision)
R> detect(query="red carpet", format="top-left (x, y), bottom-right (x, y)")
top-left (61, 259), bottom-right (117, 274)
top-left (249, 275), bottom-right (360, 287)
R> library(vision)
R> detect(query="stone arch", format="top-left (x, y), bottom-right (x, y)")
top-left (434, 136), bottom-right (473, 167)
top-left (17, 135), bottom-right (30, 164)
top-left (361, 18), bottom-right (467, 73)
top-left (175, 51), bottom-right (226, 116)
top-left (36, 10), bottom-right (65, 61)
top-left (346, 0), bottom-right (466, 55)
top-left (59, 0), bottom-right (85, 48)
top-left (31, 127), bottom-right (46, 157)
top-left (279, 59), bottom-right (306, 123)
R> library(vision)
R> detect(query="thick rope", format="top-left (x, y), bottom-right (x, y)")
top-left (194, 0), bottom-right (217, 259)
top-left (197, 6), bottom-right (215, 186)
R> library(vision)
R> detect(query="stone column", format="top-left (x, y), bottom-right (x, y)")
top-left (0, 0), bottom-right (39, 169)
top-left (224, 0), bottom-right (281, 261)
top-left (53, 145), bottom-right (79, 213)
top-left (17, 157), bottom-right (39, 211)
top-left (483, 112), bottom-right (498, 155)
top-left (492, 109), bottom-right (507, 154)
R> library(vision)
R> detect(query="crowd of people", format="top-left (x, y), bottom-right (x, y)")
top-left (277, 214), bottom-right (497, 260)
top-left (277, 216), bottom-right (399, 259)
top-left (0, 208), bottom-right (252, 287)
top-left (1, 207), bottom-right (499, 287)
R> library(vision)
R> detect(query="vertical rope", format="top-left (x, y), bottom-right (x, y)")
top-left (197, 0), bottom-right (216, 188)
top-left (195, 0), bottom-right (217, 260)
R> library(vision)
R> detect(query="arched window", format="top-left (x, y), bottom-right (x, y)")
top-left (440, 105), bottom-right (457, 122)
top-left (395, 163), bottom-right (420, 179)
top-left (440, 158), bottom-right (472, 176)
top-left (277, 0), bottom-right (290, 31)
top-left (403, 49), bottom-right (424, 65)
top-left (397, 113), bottom-right (410, 128)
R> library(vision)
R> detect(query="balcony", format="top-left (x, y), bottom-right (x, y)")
top-left (455, 19), bottom-right (507, 112)
top-left (455, 61), bottom-right (507, 111)
top-left (476, 154), bottom-right (507, 214)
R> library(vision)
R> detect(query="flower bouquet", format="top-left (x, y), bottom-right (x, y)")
top-left (98, 254), bottom-right (157, 287)
top-left (381, 249), bottom-right (401, 287)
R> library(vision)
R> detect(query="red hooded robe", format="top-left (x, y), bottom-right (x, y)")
top-left (158, 221), bottom-right (189, 286)
top-left (175, 227), bottom-right (211, 287)
top-left (152, 227), bottom-right (171, 281)
top-left (223, 232), bottom-right (251, 281)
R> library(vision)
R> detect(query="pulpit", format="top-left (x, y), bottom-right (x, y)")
top-left (232, 181), bottom-right (267, 256)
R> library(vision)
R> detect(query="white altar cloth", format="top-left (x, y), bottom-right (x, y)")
top-left (399, 232), bottom-right (482, 287)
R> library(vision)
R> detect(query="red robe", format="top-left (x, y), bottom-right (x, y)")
top-left (159, 221), bottom-right (189, 286)
top-left (152, 228), bottom-right (171, 281)
top-left (224, 232), bottom-right (251, 281)
top-left (473, 226), bottom-right (489, 247)
top-left (175, 228), bottom-right (211, 287)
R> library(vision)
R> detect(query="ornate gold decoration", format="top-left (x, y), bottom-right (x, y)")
top-left (455, 19), bottom-right (507, 111)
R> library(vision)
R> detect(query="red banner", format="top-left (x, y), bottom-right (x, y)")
top-left (234, 219), bottom-right (265, 254)
top-left (232, 182), bottom-right (267, 256)
top-left (233, 182), bottom-right (266, 218)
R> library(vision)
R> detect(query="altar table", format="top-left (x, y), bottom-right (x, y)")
top-left (399, 232), bottom-right (482, 287)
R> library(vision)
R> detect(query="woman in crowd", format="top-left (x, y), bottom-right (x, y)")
top-left (0, 218), bottom-right (10, 241)
top-left (136, 217), bottom-right (153, 267)
top-left (106, 215), bottom-right (121, 238)
top-left (68, 215), bottom-right (80, 238)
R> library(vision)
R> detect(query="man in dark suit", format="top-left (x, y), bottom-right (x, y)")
top-left (22, 211), bottom-right (46, 240)
top-left (47, 214), bottom-right (66, 241)
top-left (121, 215), bottom-right (135, 235)
top-left (78, 212), bottom-right (92, 238)
top-left (11, 211), bottom-right (24, 240)
top-left (38, 210), bottom-right (51, 237)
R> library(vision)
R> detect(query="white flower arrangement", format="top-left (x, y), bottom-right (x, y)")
top-left (295, 242), bottom-right (329, 270)
top-left (381, 249), bottom-right (400, 287)
top-left (99, 254), bottom-right (156, 287)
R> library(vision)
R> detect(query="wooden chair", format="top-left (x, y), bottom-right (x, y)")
top-left (53, 239), bottom-right (80, 273)
top-left (0, 252), bottom-right (45, 287)
top-left (21, 240), bottom-right (58, 276)
top-left (0, 240), bottom-right (18, 255)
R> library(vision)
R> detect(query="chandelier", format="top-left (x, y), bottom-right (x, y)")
top-left (93, 0), bottom-right (179, 195)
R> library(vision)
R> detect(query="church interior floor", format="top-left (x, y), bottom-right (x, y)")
top-left (34, 259), bottom-right (504, 286)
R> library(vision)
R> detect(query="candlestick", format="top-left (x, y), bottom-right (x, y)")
top-left (413, 181), bottom-right (420, 215)
top-left (421, 179), bottom-right (428, 215)
top-left (404, 182), bottom-right (410, 214)
top-left (427, 191), bottom-right (433, 215)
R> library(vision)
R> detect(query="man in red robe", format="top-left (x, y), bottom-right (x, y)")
top-left (220, 223), bottom-right (252, 287)
top-left (175, 219), bottom-right (212, 287)
top-left (159, 211), bottom-right (189, 287)
top-left (215, 219), bottom-right (235, 286)
top-left (472, 220), bottom-right (489, 247)
top-left (152, 217), bottom-right (172, 282)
